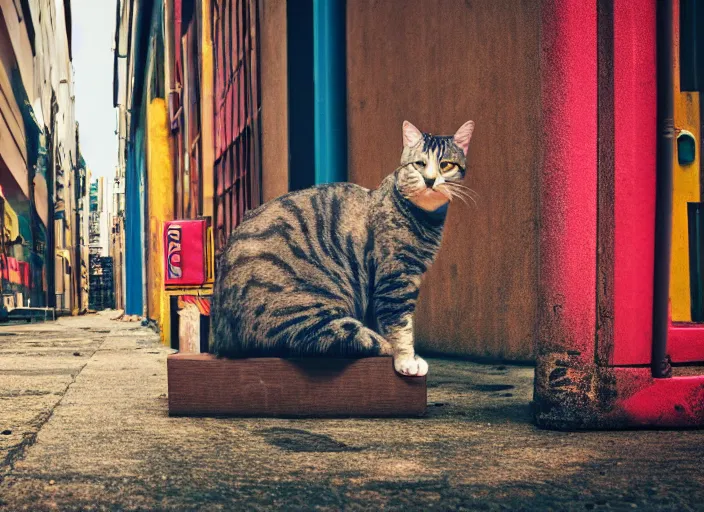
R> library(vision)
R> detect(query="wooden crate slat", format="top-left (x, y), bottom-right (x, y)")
top-left (168, 354), bottom-right (427, 417)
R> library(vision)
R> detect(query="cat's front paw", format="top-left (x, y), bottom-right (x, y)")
top-left (394, 355), bottom-right (428, 377)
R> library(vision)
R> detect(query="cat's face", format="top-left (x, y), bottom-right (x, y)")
top-left (396, 120), bottom-right (474, 211)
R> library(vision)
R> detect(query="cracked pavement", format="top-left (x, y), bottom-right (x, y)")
top-left (0, 313), bottom-right (703, 511)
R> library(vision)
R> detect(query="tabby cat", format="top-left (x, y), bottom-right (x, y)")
top-left (210, 120), bottom-right (474, 376)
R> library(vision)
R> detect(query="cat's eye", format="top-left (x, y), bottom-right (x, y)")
top-left (414, 161), bottom-right (426, 168)
top-left (441, 161), bottom-right (457, 173)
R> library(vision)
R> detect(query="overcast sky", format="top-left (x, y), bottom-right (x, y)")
top-left (71, 0), bottom-right (118, 181)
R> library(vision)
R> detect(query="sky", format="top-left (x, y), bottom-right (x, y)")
top-left (71, 0), bottom-right (118, 181)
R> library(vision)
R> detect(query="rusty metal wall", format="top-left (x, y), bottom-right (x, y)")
top-left (346, 0), bottom-right (542, 361)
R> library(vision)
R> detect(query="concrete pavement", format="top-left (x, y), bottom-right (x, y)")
top-left (0, 313), bottom-right (703, 511)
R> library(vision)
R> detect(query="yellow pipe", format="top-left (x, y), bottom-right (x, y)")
top-left (200, 0), bottom-right (215, 220)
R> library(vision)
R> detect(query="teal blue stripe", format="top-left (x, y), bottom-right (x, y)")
top-left (313, 0), bottom-right (347, 184)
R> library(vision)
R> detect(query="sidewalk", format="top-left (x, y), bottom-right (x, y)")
top-left (0, 314), bottom-right (702, 511)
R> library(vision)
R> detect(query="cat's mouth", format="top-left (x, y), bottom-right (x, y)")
top-left (415, 186), bottom-right (452, 201)
top-left (433, 185), bottom-right (453, 201)
top-left (410, 187), bottom-right (451, 211)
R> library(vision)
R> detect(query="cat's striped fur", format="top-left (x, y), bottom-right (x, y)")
top-left (210, 120), bottom-right (474, 376)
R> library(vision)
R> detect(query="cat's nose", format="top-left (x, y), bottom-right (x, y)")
top-left (424, 177), bottom-right (435, 188)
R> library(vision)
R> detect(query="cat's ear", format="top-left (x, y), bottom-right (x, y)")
top-left (453, 120), bottom-right (475, 155)
top-left (403, 121), bottom-right (423, 148)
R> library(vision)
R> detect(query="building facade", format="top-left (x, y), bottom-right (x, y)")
top-left (112, 0), bottom-right (541, 351)
top-left (88, 176), bottom-right (115, 311)
top-left (113, 0), bottom-right (539, 353)
top-left (0, 0), bottom-right (88, 315)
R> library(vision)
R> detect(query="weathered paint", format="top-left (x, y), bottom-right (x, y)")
top-left (670, 0), bottom-right (701, 322)
top-left (617, 373), bottom-right (704, 427)
top-left (539, 0), bottom-right (597, 361)
top-left (535, 0), bottom-right (704, 429)
top-left (534, 353), bottom-right (704, 429)
top-left (146, 98), bottom-right (174, 344)
top-left (611, 0), bottom-right (657, 365)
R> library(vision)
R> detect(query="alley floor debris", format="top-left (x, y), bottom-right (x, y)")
top-left (0, 314), bottom-right (703, 511)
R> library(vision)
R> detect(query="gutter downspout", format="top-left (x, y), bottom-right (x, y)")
top-left (652, 0), bottom-right (674, 378)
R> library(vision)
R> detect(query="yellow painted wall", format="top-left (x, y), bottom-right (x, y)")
top-left (146, 98), bottom-right (175, 343)
top-left (670, 12), bottom-right (701, 322)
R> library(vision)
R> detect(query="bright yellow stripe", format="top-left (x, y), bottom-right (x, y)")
top-left (147, 98), bottom-right (175, 344)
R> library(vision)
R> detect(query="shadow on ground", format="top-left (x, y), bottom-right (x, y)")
top-left (0, 314), bottom-right (702, 511)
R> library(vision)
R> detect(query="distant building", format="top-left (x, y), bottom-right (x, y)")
top-left (111, 164), bottom-right (126, 311)
top-left (89, 177), bottom-right (111, 257)
top-left (88, 177), bottom-right (114, 311)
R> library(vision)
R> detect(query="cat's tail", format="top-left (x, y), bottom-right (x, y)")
top-left (285, 316), bottom-right (392, 358)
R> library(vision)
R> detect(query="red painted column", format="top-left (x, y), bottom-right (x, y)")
top-left (612, 0), bottom-right (657, 365)
top-left (539, 0), bottom-right (597, 361)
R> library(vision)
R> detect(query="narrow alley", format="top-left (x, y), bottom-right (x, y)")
top-left (0, 315), bottom-right (702, 511)
top-left (2, 0), bottom-right (704, 509)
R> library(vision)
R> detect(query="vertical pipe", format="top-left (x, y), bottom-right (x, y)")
top-left (200, 0), bottom-right (215, 219)
top-left (313, 0), bottom-right (347, 184)
top-left (652, 0), bottom-right (674, 378)
top-left (287, 0), bottom-right (315, 191)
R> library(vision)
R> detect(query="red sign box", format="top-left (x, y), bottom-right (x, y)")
top-left (164, 220), bottom-right (206, 286)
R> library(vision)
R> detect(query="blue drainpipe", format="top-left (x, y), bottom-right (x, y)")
top-left (313, 0), bottom-right (347, 184)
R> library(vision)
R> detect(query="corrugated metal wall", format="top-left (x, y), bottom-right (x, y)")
top-left (169, 0), bottom-right (203, 220)
top-left (212, 0), bottom-right (261, 254)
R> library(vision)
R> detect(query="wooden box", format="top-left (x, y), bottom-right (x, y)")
top-left (167, 354), bottom-right (427, 417)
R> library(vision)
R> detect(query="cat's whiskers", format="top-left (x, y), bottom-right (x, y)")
top-left (447, 188), bottom-right (474, 203)
top-left (448, 191), bottom-right (469, 207)
top-left (442, 185), bottom-right (477, 209)
top-left (445, 182), bottom-right (479, 199)
top-left (444, 183), bottom-right (479, 209)
top-left (434, 185), bottom-right (468, 207)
